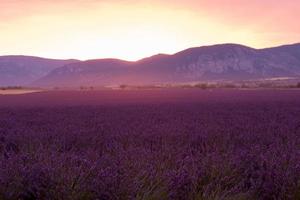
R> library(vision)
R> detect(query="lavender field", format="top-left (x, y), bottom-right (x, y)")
top-left (1, 89), bottom-right (300, 200)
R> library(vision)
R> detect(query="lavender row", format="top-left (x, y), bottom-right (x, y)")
top-left (1, 100), bottom-right (300, 199)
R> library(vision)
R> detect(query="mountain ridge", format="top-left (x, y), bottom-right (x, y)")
top-left (35, 43), bottom-right (300, 87)
top-left (0, 56), bottom-right (79, 86)
top-left (1, 43), bottom-right (300, 87)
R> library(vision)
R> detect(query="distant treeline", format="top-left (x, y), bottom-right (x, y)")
top-left (0, 86), bottom-right (23, 90)
top-left (117, 82), bottom-right (300, 90)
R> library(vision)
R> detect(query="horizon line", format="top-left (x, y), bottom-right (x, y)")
top-left (1, 42), bottom-right (299, 62)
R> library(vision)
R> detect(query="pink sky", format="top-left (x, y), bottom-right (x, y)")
top-left (1, 0), bottom-right (299, 60)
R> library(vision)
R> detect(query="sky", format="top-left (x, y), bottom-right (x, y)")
top-left (1, 0), bottom-right (299, 61)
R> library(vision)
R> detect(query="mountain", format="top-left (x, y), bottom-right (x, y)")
top-left (133, 43), bottom-right (300, 82)
top-left (0, 56), bottom-right (79, 86)
top-left (35, 59), bottom-right (133, 86)
top-left (0, 43), bottom-right (300, 87)
top-left (12, 43), bottom-right (300, 87)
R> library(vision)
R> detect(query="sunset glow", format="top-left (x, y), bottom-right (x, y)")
top-left (1, 0), bottom-right (299, 61)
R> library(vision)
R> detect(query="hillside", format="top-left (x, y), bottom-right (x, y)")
top-left (0, 56), bottom-right (78, 86)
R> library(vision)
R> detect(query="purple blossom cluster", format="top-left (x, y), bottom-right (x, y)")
top-left (1, 92), bottom-right (300, 199)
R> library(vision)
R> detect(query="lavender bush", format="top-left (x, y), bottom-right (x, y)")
top-left (1, 91), bottom-right (300, 199)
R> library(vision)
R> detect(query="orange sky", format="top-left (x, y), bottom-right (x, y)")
top-left (1, 0), bottom-right (299, 61)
